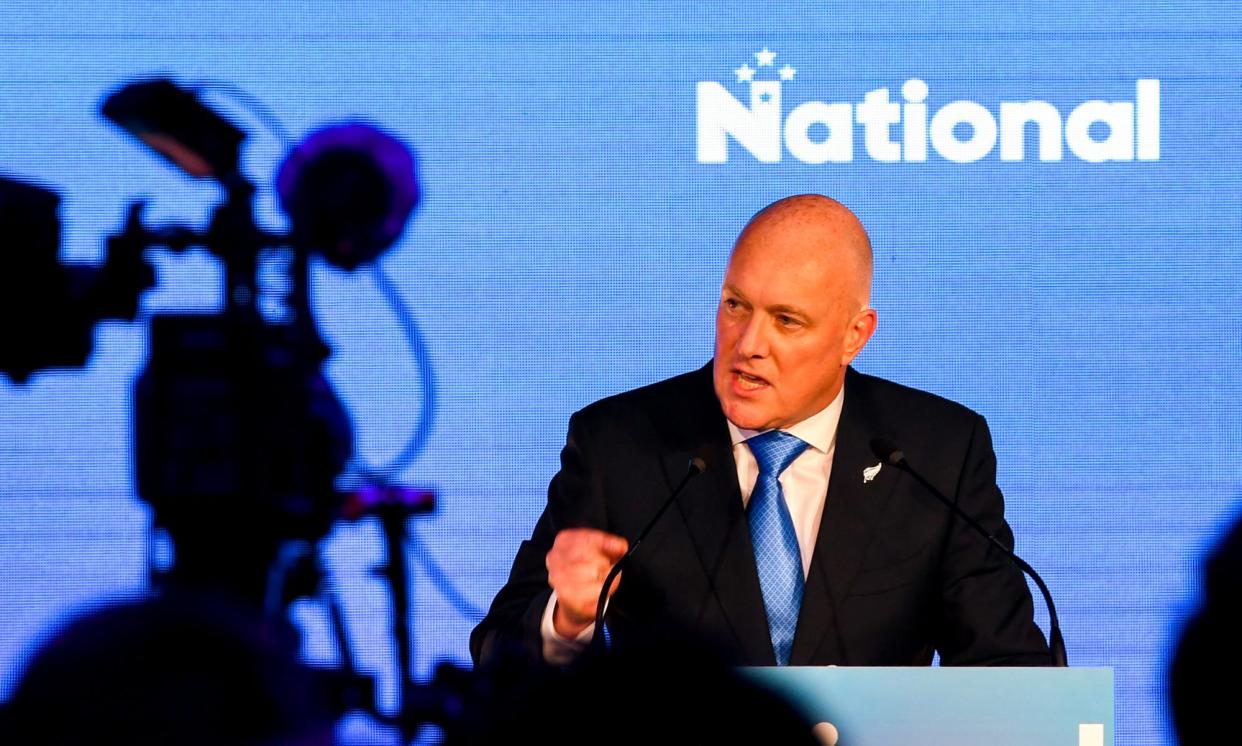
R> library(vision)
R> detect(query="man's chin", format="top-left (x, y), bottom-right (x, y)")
top-left (719, 399), bottom-right (776, 432)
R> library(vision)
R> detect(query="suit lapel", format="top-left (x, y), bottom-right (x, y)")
top-left (662, 365), bottom-right (775, 665)
top-left (790, 368), bottom-right (900, 664)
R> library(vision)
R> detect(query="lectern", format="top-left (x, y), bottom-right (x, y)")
top-left (742, 667), bottom-right (1113, 745)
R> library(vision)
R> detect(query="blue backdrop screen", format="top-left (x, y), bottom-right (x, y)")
top-left (2, 3), bottom-right (1240, 744)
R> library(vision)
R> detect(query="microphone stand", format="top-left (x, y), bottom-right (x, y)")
top-left (590, 455), bottom-right (709, 652)
top-left (871, 439), bottom-right (1068, 667)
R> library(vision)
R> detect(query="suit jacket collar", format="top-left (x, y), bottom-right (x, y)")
top-left (659, 363), bottom-right (774, 664)
top-left (790, 366), bottom-right (901, 664)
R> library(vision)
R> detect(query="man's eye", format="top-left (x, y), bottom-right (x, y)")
top-left (723, 298), bottom-right (741, 310)
top-left (777, 315), bottom-right (800, 327)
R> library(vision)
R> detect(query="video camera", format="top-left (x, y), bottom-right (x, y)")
top-left (0, 77), bottom-right (455, 740)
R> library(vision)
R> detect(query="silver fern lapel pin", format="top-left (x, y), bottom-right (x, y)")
top-left (862, 462), bottom-right (882, 484)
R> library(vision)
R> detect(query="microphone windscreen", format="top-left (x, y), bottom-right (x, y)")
top-left (869, 437), bottom-right (905, 465)
top-left (689, 446), bottom-right (714, 475)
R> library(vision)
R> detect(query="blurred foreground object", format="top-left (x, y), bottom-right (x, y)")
top-left (277, 122), bottom-right (419, 269)
top-left (1, 77), bottom-right (451, 740)
top-left (1170, 512), bottom-right (1242, 745)
top-left (0, 593), bottom-right (336, 745)
top-left (0, 176), bottom-right (152, 382)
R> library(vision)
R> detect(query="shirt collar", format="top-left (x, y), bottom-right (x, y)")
top-left (726, 385), bottom-right (846, 454)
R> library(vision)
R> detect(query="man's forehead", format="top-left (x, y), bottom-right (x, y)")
top-left (730, 223), bottom-right (852, 270)
top-left (732, 209), bottom-right (868, 280)
top-left (722, 249), bottom-right (841, 300)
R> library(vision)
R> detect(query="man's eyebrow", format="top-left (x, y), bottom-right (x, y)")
top-left (767, 303), bottom-right (809, 318)
top-left (723, 285), bottom-right (810, 319)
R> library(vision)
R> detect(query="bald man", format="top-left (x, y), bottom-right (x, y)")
top-left (471, 195), bottom-right (1051, 668)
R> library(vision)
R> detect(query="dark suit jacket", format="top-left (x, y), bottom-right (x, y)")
top-left (471, 364), bottom-right (1051, 667)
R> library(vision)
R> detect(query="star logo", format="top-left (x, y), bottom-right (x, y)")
top-left (728, 50), bottom-right (791, 87)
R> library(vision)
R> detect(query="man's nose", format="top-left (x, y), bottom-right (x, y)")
top-left (736, 315), bottom-right (769, 358)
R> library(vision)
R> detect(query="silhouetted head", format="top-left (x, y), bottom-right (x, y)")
top-left (1, 592), bottom-right (335, 745)
top-left (1170, 511), bottom-right (1242, 745)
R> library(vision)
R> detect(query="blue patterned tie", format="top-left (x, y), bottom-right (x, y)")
top-left (746, 430), bottom-right (810, 666)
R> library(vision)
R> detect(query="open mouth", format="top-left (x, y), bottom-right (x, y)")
top-left (734, 369), bottom-right (770, 391)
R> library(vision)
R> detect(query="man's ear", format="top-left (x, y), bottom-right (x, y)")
top-left (842, 308), bottom-right (878, 364)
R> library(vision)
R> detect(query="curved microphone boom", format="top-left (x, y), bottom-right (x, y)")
top-left (592, 450), bottom-right (712, 647)
top-left (869, 438), bottom-right (1068, 667)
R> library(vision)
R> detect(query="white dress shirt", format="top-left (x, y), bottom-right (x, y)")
top-left (541, 388), bottom-right (846, 664)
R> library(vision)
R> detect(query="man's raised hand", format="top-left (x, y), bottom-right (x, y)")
top-left (546, 528), bottom-right (629, 638)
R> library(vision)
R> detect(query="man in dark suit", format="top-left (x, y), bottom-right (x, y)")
top-left (471, 195), bottom-right (1050, 668)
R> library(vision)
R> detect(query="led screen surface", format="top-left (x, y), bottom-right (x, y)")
top-left (2, 3), bottom-right (1241, 744)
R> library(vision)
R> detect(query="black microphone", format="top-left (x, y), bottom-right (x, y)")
top-left (869, 437), bottom-right (1068, 667)
top-left (591, 450), bottom-right (712, 646)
